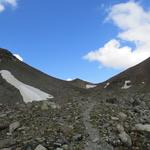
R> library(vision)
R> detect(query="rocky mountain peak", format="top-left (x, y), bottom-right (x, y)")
top-left (0, 48), bottom-right (15, 60)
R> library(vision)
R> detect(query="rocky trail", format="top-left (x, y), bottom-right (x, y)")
top-left (82, 100), bottom-right (113, 150)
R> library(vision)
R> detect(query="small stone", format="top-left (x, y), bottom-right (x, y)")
top-left (118, 112), bottom-right (127, 121)
top-left (53, 142), bottom-right (62, 147)
top-left (0, 113), bottom-right (7, 118)
top-left (117, 124), bottom-right (124, 133)
top-left (55, 137), bottom-right (67, 146)
top-left (9, 121), bottom-right (20, 134)
top-left (41, 102), bottom-right (49, 110)
top-left (34, 144), bottom-right (47, 150)
top-left (62, 144), bottom-right (69, 150)
top-left (35, 137), bottom-right (45, 143)
top-left (56, 148), bottom-right (63, 150)
top-left (111, 116), bottom-right (119, 121)
top-left (92, 137), bottom-right (99, 143)
top-left (73, 134), bottom-right (83, 141)
top-left (119, 131), bottom-right (132, 146)
top-left (49, 102), bottom-right (60, 109)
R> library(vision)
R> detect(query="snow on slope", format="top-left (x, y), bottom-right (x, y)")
top-left (121, 80), bottom-right (132, 89)
top-left (0, 70), bottom-right (54, 103)
top-left (104, 82), bottom-right (110, 88)
top-left (13, 54), bottom-right (23, 61)
top-left (86, 84), bottom-right (97, 89)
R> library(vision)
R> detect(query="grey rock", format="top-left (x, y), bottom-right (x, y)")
top-left (56, 148), bottom-right (63, 150)
top-left (62, 144), bottom-right (69, 150)
top-left (55, 137), bottom-right (67, 146)
top-left (34, 145), bottom-right (47, 150)
top-left (73, 134), bottom-right (82, 141)
top-left (48, 101), bottom-right (60, 109)
top-left (9, 121), bottom-right (20, 134)
top-left (99, 143), bottom-right (114, 150)
top-left (119, 132), bottom-right (132, 147)
top-left (118, 112), bottom-right (127, 121)
top-left (0, 139), bottom-right (16, 149)
top-left (116, 124), bottom-right (132, 146)
top-left (117, 124), bottom-right (124, 133)
top-left (111, 116), bottom-right (119, 121)
top-left (135, 124), bottom-right (150, 132)
top-left (0, 113), bottom-right (7, 118)
top-left (35, 137), bottom-right (45, 143)
top-left (41, 102), bottom-right (49, 110)
top-left (92, 137), bottom-right (99, 143)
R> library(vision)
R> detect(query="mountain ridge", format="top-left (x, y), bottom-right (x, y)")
top-left (0, 48), bottom-right (150, 150)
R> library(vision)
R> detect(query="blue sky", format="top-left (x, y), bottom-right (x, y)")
top-left (0, 0), bottom-right (150, 83)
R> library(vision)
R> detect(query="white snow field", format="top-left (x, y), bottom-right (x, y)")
top-left (0, 70), bottom-right (54, 103)
top-left (86, 84), bottom-right (97, 89)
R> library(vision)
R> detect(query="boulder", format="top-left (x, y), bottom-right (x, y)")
top-left (117, 124), bottom-right (124, 133)
top-left (34, 145), bottom-right (47, 150)
top-left (118, 112), bottom-right (127, 121)
top-left (119, 132), bottom-right (132, 147)
top-left (135, 124), bottom-right (150, 132)
top-left (9, 121), bottom-right (20, 134)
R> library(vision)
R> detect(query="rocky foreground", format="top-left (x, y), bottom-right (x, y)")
top-left (0, 97), bottom-right (86, 150)
top-left (0, 90), bottom-right (150, 150)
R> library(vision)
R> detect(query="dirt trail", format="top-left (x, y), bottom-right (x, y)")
top-left (82, 101), bottom-right (113, 150)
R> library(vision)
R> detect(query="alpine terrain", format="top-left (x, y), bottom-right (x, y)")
top-left (0, 48), bottom-right (150, 150)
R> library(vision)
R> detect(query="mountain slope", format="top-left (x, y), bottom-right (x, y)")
top-left (97, 57), bottom-right (150, 90)
top-left (0, 48), bottom-right (85, 104)
top-left (69, 78), bottom-right (97, 89)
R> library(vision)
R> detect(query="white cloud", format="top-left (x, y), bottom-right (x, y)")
top-left (13, 54), bottom-right (23, 61)
top-left (0, 0), bottom-right (17, 12)
top-left (5, 0), bottom-right (17, 7)
top-left (0, 4), bottom-right (5, 12)
top-left (84, 1), bottom-right (150, 69)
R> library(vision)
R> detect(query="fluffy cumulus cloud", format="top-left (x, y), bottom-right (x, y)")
top-left (84, 1), bottom-right (150, 69)
top-left (0, 0), bottom-right (17, 12)
top-left (13, 54), bottom-right (23, 61)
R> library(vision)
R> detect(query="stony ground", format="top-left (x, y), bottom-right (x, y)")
top-left (0, 97), bottom-right (86, 150)
top-left (0, 91), bottom-right (150, 150)
top-left (90, 91), bottom-right (150, 150)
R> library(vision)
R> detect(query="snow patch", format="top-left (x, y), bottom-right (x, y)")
top-left (0, 70), bottom-right (54, 103)
top-left (121, 80), bottom-right (132, 89)
top-left (13, 54), bottom-right (23, 61)
top-left (66, 78), bottom-right (73, 81)
top-left (86, 84), bottom-right (97, 89)
top-left (104, 82), bottom-right (110, 88)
